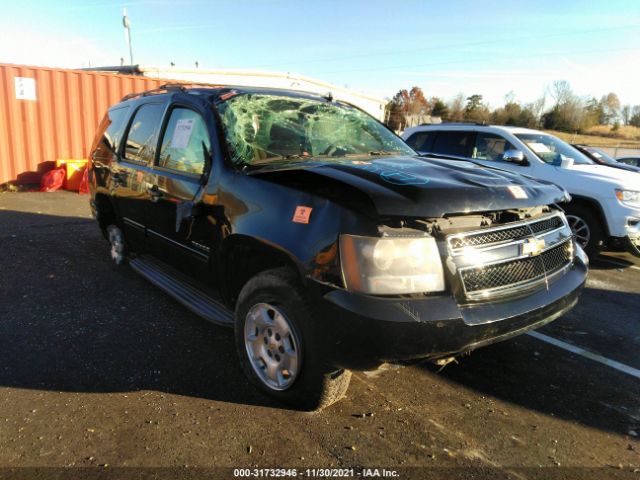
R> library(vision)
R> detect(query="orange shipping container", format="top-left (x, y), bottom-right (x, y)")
top-left (0, 63), bottom-right (170, 186)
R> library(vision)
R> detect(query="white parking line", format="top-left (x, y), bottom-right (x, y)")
top-left (596, 257), bottom-right (640, 271)
top-left (527, 331), bottom-right (640, 380)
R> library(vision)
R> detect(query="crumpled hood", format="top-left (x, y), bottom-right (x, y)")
top-left (248, 155), bottom-right (569, 217)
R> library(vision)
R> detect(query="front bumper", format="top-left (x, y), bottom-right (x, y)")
top-left (311, 257), bottom-right (587, 370)
top-left (622, 216), bottom-right (640, 257)
top-left (603, 201), bottom-right (640, 256)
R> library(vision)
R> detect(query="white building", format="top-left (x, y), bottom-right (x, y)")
top-left (89, 66), bottom-right (386, 121)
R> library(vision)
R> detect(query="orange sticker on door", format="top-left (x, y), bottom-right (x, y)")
top-left (292, 206), bottom-right (313, 224)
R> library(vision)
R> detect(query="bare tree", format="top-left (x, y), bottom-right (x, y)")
top-left (448, 93), bottom-right (466, 122)
top-left (621, 105), bottom-right (632, 125)
top-left (504, 91), bottom-right (516, 105)
top-left (548, 80), bottom-right (573, 106)
top-left (527, 96), bottom-right (546, 122)
top-left (601, 92), bottom-right (621, 124)
top-left (630, 105), bottom-right (640, 127)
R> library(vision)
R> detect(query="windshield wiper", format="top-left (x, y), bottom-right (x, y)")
top-left (368, 150), bottom-right (398, 156)
top-left (241, 155), bottom-right (316, 171)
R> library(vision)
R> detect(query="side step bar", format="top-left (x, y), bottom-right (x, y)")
top-left (130, 256), bottom-right (234, 327)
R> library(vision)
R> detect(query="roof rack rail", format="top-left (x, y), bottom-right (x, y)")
top-left (120, 82), bottom-right (219, 102)
top-left (436, 121), bottom-right (489, 126)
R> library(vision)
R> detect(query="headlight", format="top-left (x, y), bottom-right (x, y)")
top-left (339, 234), bottom-right (445, 295)
top-left (615, 189), bottom-right (640, 208)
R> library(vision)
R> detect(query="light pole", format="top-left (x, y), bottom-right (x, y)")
top-left (122, 8), bottom-right (134, 65)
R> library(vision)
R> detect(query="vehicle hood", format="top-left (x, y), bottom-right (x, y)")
top-left (566, 164), bottom-right (640, 189)
top-left (247, 156), bottom-right (569, 217)
top-left (598, 162), bottom-right (640, 173)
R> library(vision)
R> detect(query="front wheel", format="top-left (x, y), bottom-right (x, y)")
top-left (234, 268), bottom-right (351, 411)
top-left (564, 205), bottom-right (604, 259)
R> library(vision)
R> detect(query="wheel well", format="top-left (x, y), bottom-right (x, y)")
top-left (563, 196), bottom-right (609, 236)
top-left (221, 237), bottom-right (302, 307)
top-left (94, 194), bottom-right (116, 231)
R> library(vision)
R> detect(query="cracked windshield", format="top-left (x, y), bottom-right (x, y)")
top-left (217, 93), bottom-right (414, 167)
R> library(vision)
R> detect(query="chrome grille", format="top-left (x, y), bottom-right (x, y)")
top-left (449, 215), bottom-right (564, 250)
top-left (530, 216), bottom-right (564, 235)
top-left (447, 213), bottom-right (574, 300)
top-left (460, 241), bottom-right (572, 293)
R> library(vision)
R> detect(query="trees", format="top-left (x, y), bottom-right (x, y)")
top-left (385, 89), bottom-right (410, 131)
top-left (447, 94), bottom-right (466, 122)
top-left (541, 81), bottom-right (594, 132)
top-left (383, 82), bottom-right (631, 134)
top-left (430, 97), bottom-right (449, 119)
top-left (621, 105), bottom-right (632, 126)
top-left (385, 86), bottom-right (433, 130)
top-left (630, 105), bottom-right (640, 128)
top-left (491, 101), bottom-right (538, 128)
top-left (408, 86), bottom-right (430, 116)
top-left (601, 92), bottom-right (621, 125)
top-left (549, 80), bottom-right (574, 106)
top-left (464, 94), bottom-right (490, 123)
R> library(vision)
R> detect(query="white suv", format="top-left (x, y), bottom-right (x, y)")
top-left (402, 124), bottom-right (640, 258)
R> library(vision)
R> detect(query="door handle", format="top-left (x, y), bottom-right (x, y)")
top-left (112, 171), bottom-right (126, 186)
top-left (147, 185), bottom-right (163, 202)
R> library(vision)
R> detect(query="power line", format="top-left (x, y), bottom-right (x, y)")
top-left (250, 24), bottom-right (640, 69)
top-left (320, 46), bottom-right (640, 75)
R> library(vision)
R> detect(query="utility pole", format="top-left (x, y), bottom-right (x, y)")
top-left (122, 8), bottom-right (134, 65)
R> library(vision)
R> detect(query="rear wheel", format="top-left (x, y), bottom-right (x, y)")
top-left (235, 267), bottom-right (351, 411)
top-left (564, 204), bottom-right (604, 258)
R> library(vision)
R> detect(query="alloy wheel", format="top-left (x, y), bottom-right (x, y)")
top-left (565, 215), bottom-right (590, 249)
top-left (244, 303), bottom-right (300, 391)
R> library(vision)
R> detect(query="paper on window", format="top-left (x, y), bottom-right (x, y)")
top-left (526, 142), bottom-right (551, 153)
top-left (171, 118), bottom-right (195, 149)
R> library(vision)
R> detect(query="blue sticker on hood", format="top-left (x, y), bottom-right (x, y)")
top-left (380, 170), bottom-right (429, 185)
top-left (348, 162), bottom-right (430, 186)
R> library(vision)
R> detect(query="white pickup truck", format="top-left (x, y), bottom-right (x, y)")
top-left (402, 124), bottom-right (640, 258)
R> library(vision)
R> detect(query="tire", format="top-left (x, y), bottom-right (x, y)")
top-left (563, 204), bottom-right (604, 259)
top-left (234, 267), bottom-right (351, 411)
top-left (106, 224), bottom-right (127, 266)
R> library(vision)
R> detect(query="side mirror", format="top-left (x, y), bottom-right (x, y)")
top-left (503, 149), bottom-right (528, 165)
top-left (559, 157), bottom-right (575, 169)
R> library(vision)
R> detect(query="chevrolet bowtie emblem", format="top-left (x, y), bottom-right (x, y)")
top-left (522, 238), bottom-right (546, 257)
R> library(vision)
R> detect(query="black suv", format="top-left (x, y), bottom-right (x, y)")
top-left (89, 85), bottom-right (588, 410)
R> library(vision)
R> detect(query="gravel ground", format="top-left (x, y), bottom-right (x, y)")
top-left (0, 191), bottom-right (638, 480)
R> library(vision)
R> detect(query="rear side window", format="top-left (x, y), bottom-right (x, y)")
top-left (431, 131), bottom-right (475, 157)
top-left (92, 106), bottom-right (129, 160)
top-left (123, 103), bottom-right (164, 164)
top-left (405, 132), bottom-right (435, 152)
top-left (157, 108), bottom-right (210, 175)
top-left (472, 133), bottom-right (515, 161)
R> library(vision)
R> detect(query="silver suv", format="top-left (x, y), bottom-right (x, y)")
top-left (402, 124), bottom-right (640, 258)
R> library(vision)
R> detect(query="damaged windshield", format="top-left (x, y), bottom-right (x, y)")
top-left (216, 93), bottom-right (414, 167)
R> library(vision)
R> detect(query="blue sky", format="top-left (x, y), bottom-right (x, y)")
top-left (1, 0), bottom-right (639, 107)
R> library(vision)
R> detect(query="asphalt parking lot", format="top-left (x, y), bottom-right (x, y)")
top-left (0, 192), bottom-right (638, 480)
